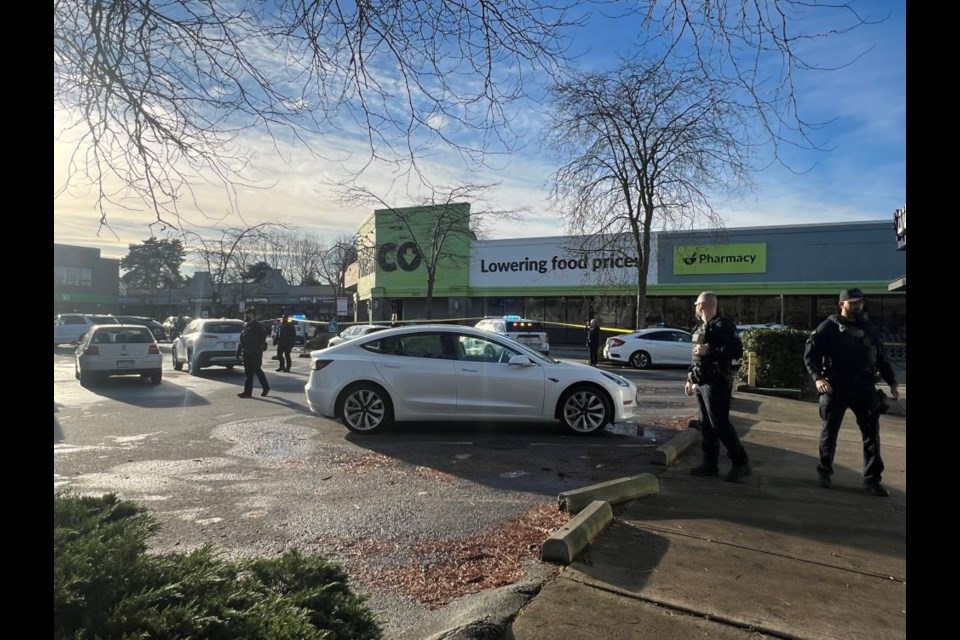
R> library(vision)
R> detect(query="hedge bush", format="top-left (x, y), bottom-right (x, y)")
top-left (735, 328), bottom-right (815, 395)
top-left (54, 493), bottom-right (382, 640)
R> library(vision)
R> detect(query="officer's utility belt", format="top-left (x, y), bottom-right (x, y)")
top-left (691, 362), bottom-right (730, 385)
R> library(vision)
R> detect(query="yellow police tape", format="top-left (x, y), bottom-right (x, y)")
top-left (292, 316), bottom-right (636, 334)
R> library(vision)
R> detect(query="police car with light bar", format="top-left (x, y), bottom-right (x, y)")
top-left (474, 315), bottom-right (550, 355)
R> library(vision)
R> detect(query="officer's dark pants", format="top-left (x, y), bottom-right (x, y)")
top-left (278, 347), bottom-right (293, 371)
top-left (696, 378), bottom-right (749, 467)
top-left (242, 353), bottom-right (269, 395)
top-left (817, 381), bottom-right (884, 483)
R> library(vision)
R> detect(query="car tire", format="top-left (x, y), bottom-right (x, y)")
top-left (338, 383), bottom-right (394, 434)
top-left (558, 384), bottom-right (611, 435)
top-left (150, 370), bottom-right (162, 385)
top-left (79, 371), bottom-right (94, 387)
top-left (629, 350), bottom-right (652, 369)
top-left (225, 365), bottom-right (235, 371)
top-left (172, 346), bottom-right (183, 371)
top-left (188, 350), bottom-right (200, 376)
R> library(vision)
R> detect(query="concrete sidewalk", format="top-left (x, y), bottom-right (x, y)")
top-left (506, 388), bottom-right (907, 640)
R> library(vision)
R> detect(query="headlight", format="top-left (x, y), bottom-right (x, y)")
top-left (600, 371), bottom-right (630, 388)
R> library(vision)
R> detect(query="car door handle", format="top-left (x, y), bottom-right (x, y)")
top-left (459, 368), bottom-right (478, 373)
top-left (381, 364), bottom-right (402, 369)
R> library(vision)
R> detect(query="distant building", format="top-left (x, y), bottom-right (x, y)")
top-left (54, 244), bottom-right (119, 314)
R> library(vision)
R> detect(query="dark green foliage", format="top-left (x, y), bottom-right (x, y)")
top-left (54, 493), bottom-right (382, 640)
top-left (735, 328), bottom-right (815, 396)
top-left (120, 238), bottom-right (188, 289)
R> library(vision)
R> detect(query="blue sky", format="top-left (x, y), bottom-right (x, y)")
top-left (53, 1), bottom-right (905, 264)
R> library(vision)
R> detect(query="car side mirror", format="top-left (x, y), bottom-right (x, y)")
top-left (508, 354), bottom-right (535, 366)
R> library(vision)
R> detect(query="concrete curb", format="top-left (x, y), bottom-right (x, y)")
top-left (541, 500), bottom-right (613, 565)
top-left (651, 428), bottom-right (701, 466)
top-left (558, 474), bottom-right (660, 514)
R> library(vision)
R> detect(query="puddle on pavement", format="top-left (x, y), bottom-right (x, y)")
top-left (606, 423), bottom-right (680, 443)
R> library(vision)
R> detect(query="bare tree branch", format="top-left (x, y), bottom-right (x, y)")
top-left (54, 0), bottom-right (580, 229)
top-left (544, 58), bottom-right (750, 327)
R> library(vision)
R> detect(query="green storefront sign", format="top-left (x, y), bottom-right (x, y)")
top-left (673, 243), bottom-right (767, 275)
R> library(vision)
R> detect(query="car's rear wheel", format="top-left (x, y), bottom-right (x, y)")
top-left (629, 350), bottom-right (652, 369)
top-left (188, 350), bottom-right (200, 375)
top-left (558, 384), bottom-right (611, 435)
top-left (172, 346), bottom-right (183, 371)
top-left (149, 369), bottom-right (162, 385)
top-left (225, 365), bottom-right (235, 371)
top-left (338, 383), bottom-right (394, 434)
top-left (79, 371), bottom-right (94, 387)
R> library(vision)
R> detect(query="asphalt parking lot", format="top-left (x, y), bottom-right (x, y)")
top-left (54, 344), bottom-right (698, 638)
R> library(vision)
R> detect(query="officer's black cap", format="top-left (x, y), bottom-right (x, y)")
top-left (245, 307), bottom-right (255, 315)
top-left (839, 288), bottom-right (866, 302)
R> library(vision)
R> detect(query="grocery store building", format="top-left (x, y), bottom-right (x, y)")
top-left (350, 205), bottom-right (906, 345)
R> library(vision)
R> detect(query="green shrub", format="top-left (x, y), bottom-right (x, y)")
top-left (54, 493), bottom-right (382, 640)
top-left (735, 328), bottom-right (815, 395)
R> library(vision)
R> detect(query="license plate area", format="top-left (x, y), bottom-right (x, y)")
top-left (117, 360), bottom-right (134, 369)
top-left (222, 342), bottom-right (236, 350)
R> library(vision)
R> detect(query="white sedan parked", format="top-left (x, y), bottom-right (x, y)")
top-left (326, 324), bottom-right (391, 347)
top-left (74, 324), bottom-right (163, 386)
top-left (603, 327), bottom-right (694, 369)
top-left (305, 325), bottom-right (640, 435)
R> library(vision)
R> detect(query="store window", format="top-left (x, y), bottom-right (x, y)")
top-left (54, 266), bottom-right (93, 287)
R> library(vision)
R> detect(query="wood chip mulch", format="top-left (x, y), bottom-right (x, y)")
top-left (314, 503), bottom-right (571, 608)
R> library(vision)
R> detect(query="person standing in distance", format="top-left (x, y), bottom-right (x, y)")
top-left (586, 318), bottom-right (601, 366)
top-left (275, 314), bottom-right (296, 373)
top-left (803, 288), bottom-right (899, 496)
top-left (684, 291), bottom-right (751, 482)
top-left (237, 307), bottom-right (270, 398)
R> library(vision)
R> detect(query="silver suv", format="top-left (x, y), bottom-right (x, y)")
top-left (171, 318), bottom-right (245, 375)
top-left (474, 316), bottom-right (550, 355)
top-left (54, 313), bottom-right (120, 348)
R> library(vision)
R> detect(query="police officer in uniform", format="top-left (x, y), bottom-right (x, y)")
top-left (237, 307), bottom-right (270, 398)
top-left (804, 288), bottom-right (899, 496)
top-left (684, 291), bottom-right (751, 482)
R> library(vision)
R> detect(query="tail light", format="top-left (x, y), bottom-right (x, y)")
top-left (609, 338), bottom-right (625, 347)
top-left (314, 359), bottom-right (333, 371)
top-left (84, 345), bottom-right (99, 356)
top-left (148, 345), bottom-right (160, 355)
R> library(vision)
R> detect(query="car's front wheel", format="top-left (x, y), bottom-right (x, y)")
top-left (338, 383), bottom-right (394, 434)
top-left (629, 350), bottom-right (652, 369)
top-left (558, 384), bottom-right (611, 435)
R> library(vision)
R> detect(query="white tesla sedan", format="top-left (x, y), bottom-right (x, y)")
top-left (305, 325), bottom-right (640, 435)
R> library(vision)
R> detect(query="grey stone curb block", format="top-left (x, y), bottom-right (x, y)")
top-left (652, 428), bottom-right (700, 466)
top-left (558, 473), bottom-right (660, 514)
top-left (541, 500), bottom-right (613, 565)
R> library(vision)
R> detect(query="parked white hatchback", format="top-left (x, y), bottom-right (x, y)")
top-left (603, 327), bottom-right (694, 369)
top-left (74, 324), bottom-right (163, 386)
top-left (171, 318), bottom-right (245, 375)
top-left (305, 324), bottom-right (639, 435)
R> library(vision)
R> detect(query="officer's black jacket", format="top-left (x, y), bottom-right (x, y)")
top-left (238, 320), bottom-right (268, 356)
top-left (803, 314), bottom-right (897, 387)
top-left (688, 314), bottom-right (742, 382)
